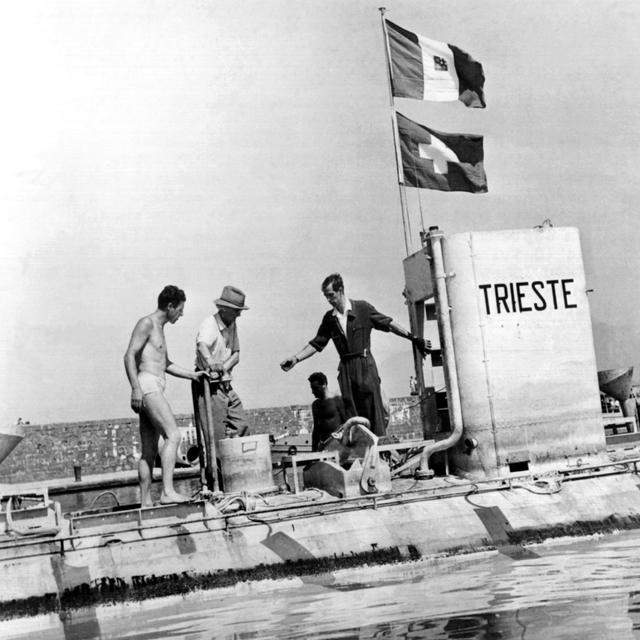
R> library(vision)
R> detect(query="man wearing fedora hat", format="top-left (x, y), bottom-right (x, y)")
top-left (192, 286), bottom-right (250, 454)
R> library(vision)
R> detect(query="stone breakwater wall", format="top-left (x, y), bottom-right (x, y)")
top-left (0, 397), bottom-right (423, 483)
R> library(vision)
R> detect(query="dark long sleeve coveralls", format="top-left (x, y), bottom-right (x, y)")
top-left (309, 299), bottom-right (392, 437)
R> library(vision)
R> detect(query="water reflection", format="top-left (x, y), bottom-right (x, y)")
top-left (5, 532), bottom-right (640, 639)
top-left (59, 611), bottom-right (101, 640)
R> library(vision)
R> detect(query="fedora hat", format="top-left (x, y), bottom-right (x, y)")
top-left (215, 285), bottom-right (249, 310)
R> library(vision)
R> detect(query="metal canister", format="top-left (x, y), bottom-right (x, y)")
top-left (218, 434), bottom-right (276, 493)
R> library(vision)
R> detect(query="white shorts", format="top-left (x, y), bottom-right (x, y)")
top-left (138, 371), bottom-right (167, 397)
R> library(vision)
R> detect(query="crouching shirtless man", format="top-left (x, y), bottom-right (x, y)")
top-left (124, 285), bottom-right (206, 506)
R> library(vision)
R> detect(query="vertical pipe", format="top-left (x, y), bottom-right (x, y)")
top-left (418, 228), bottom-right (464, 477)
top-left (192, 381), bottom-right (208, 489)
top-left (202, 377), bottom-right (218, 492)
top-left (469, 233), bottom-right (500, 466)
top-left (408, 299), bottom-right (426, 395)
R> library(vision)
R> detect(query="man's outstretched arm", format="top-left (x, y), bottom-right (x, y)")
top-left (388, 321), bottom-right (432, 357)
top-left (166, 356), bottom-right (206, 381)
top-left (280, 344), bottom-right (318, 372)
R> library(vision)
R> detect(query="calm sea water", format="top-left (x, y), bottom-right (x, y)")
top-left (3, 529), bottom-right (640, 639)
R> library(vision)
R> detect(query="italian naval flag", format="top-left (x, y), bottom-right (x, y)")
top-left (396, 112), bottom-right (488, 193)
top-left (385, 20), bottom-right (486, 108)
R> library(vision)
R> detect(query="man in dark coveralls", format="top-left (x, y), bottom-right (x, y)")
top-left (308, 371), bottom-right (347, 451)
top-left (280, 273), bottom-right (430, 436)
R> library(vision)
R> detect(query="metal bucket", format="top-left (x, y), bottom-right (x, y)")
top-left (218, 434), bottom-right (276, 493)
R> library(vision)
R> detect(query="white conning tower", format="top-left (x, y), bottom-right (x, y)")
top-left (404, 225), bottom-right (608, 479)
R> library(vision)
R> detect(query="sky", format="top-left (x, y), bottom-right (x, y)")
top-left (2, 0), bottom-right (640, 425)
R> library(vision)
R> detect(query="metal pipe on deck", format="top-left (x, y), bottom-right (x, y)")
top-left (417, 228), bottom-right (464, 477)
top-left (202, 377), bottom-right (218, 492)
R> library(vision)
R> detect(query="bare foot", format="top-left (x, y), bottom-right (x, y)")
top-left (159, 491), bottom-right (190, 504)
top-left (140, 491), bottom-right (154, 508)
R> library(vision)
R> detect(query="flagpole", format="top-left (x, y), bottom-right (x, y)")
top-left (378, 7), bottom-right (411, 257)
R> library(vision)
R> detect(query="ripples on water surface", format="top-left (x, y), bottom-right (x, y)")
top-left (5, 532), bottom-right (640, 639)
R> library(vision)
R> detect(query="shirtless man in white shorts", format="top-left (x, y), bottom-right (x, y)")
top-left (124, 285), bottom-right (206, 506)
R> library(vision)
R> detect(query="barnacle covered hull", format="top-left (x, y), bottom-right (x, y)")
top-left (3, 463), bottom-right (640, 616)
